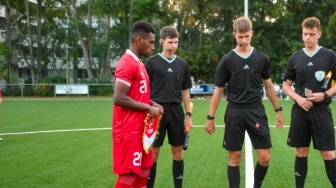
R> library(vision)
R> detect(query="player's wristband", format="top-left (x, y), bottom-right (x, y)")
top-left (186, 112), bottom-right (192, 117)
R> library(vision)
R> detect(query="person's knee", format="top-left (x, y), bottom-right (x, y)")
top-left (296, 147), bottom-right (309, 157)
top-left (152, 147), bottom-right (161, 162)
top-left (131, 169), bottom-right (151, 188)
top-left (258, 155), bottom-right (271, 166)
top-left (229, 152), bottom-right (242, 166)
top-left (172, 146), bottom-right (183, 160)
top-left (320, 151), bottom-right (335, 160)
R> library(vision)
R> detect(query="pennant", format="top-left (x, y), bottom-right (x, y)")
top-left (143, 115), bottom-right (162, 154)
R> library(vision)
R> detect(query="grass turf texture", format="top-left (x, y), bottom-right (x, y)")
top-left (0, 99), bottom-right (335, 187)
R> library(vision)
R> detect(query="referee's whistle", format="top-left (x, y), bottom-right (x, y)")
top-left (321, 71), bottom-right (332, 91)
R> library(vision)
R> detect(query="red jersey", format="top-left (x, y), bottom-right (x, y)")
top-left (112, 50), bottom-right (152, 174)
top-left (113, 50), bottom-right (150, 140)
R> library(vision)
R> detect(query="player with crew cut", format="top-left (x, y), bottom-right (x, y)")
top-left (112, 20), bottom-right (163, 188)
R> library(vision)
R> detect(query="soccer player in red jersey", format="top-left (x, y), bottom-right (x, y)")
top-left (112, 20), bottom-right (163, 188)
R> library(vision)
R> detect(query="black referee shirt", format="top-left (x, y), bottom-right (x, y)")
top-left (145, 53), bottom-right (192, 104)
top-left (215, 47), bottom-right (271, 104)
top-left (282, 47), bottom-right (336, 104)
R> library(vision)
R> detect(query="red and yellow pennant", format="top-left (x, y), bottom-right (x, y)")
top-left (143, 115), bottom-right (162, 154)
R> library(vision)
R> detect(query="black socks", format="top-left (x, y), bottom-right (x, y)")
top-left (146, 162), bottom-right (157, 188)
top-left (254, 163), bottom-right (269, 188)
top-left (228, 165), bottom-right (240, 188)
top-left (173, 159), bottom-right (184, 188)
top-left (295, 156), bottom-right (308, 188)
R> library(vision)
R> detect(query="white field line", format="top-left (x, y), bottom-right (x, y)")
top-left (245, 133), bottom-right (254, 188)
top-left (0, 128), bottom-right (111, 136)
top-left (0, 125), bottom-right (289, 136)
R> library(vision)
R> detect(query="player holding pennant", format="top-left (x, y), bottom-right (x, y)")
top-left (112, 20), bottom-right (163, 188)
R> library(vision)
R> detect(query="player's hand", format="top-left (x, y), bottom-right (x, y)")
top-left (205, 120), bottom-right (215, 135)
top-left (185, 118), bottom-right (193, 132)
top-left (297, 97), bottom-right (313, 111)
top-left (306, 92), bottom-right (324, 103)
top-left (151, 103), bottom-right (164, 115)
top-left (148, 106), bottom-right (160, 117)
top-left (275, 112), bottom-right (284, 129)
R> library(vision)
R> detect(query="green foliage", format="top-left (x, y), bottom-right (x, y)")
top-left (41, 76), bottom-right (67, 84)
top-left (2, 0), bottom-right (336, 84)
top-left (89, 84), bottom-right (113, 96)
top-left (35, 84), bottom-right (54, 97)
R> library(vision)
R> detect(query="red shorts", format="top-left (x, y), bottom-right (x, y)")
top-left (113, 138), bottom-right (153, 175)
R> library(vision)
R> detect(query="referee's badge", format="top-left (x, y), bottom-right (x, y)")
top-left (315, 71), bottom-right (325, 81)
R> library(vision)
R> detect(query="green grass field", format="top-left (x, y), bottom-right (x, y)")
top-left (0, 98), bottom-right (335, 187)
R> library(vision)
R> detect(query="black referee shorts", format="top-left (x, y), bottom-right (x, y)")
top-left (287, 104), bottom-right (335, 150)
top-left (153, 104), bottom-right (185, 147)
top-left (223, 105), bottom-right (272, 151)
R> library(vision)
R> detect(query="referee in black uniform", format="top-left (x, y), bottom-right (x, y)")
top-left (205, 17), bottom-right (284, 188)
top-left (282, 17), bottom-right (336, 188)
top-left (145, 26), bottom-right (193, 188)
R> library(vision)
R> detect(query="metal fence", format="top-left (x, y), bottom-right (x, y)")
top-left (0, 84), bottom-right (114, 98)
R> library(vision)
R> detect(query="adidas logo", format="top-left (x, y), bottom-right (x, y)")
top-left (167, 68), bottom-right (173, 72)
top-left (175, 175), bottom-right (183, 180)
top-left (294, 172), bottom-right (301, 177)
top-left (307, 62), bottom-right (313, 66)
top-left (243, 64), bottom-right (250, 69)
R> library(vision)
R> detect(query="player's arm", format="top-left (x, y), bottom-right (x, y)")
top-left (205, 86), bottom-right (223, 135)
top-left (182, 89), bottom-right (193, 130)
top-left (263, 78), bottom-right (284, 128)
top-left (113, 80), bottom-right (160, 116)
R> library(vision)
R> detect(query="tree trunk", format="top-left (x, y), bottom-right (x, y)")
top-left (24, 0), bottom-right (37, 84)
top-left (67, 0), bottom-right (95, 81)
top-left (100, 15), bottom-right (112, 82)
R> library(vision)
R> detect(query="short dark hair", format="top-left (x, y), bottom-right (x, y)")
top-left (302, 17), bottom-right (321, 31)
top-left (160, 26), bottom-right (179, 40)
top-left (131, 20), bottom-right (156, 42)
